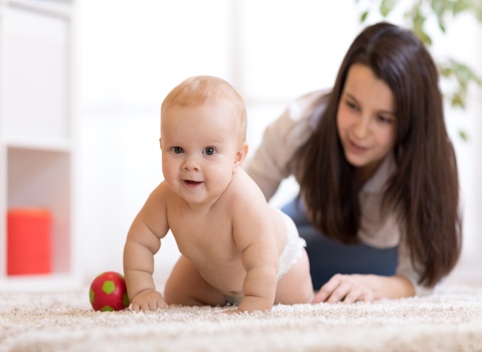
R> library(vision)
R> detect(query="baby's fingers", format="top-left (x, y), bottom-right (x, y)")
top-left (130, 302), bottom-right (141, 312)
top-left (130, 300), bottom-right (161, 312)
top-left (151, 298), bottom-right (168, 310)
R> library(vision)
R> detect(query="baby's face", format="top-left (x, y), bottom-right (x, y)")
top-left (160, 102), bottom-right (245, 205)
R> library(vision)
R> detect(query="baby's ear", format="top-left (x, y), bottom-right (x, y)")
top-left (233, 142), bottom-right (248, 172)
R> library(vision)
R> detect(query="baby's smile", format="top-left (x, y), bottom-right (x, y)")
top-left (183, 179), bottom-right (203, 188)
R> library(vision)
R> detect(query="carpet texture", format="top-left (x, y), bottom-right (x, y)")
top-left (1, 284), bottom-right (482, 351)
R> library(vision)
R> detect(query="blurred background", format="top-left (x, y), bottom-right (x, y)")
top-left (1, 0), bottom-right (481, 290)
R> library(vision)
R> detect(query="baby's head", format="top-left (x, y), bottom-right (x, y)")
top-left (160, 76), bottom-right (249, 191)
top-left (161, 75), bottom-right (247, 144)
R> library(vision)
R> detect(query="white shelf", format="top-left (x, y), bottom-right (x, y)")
top-left (0, 0), bottom-right (80, 291)
top-left (0, 273), bottom-right (81, 292)
top-left (2, 137), bottom-right (72, 152)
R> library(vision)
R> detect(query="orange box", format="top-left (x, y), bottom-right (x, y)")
top-left (7, 208), bottom-right (52, 276)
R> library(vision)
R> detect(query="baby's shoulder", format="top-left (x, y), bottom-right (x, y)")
top-left (226, 171), bottom-right (271, 212)
top-left (150, 181), bottom-right (180, 206)
top-left (230, 169), bottom-right (264, 197)
top-left (154, 181), bottom-right (174, 195)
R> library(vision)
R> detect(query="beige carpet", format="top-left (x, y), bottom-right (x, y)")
top-left (1, 284), bottom-right (482, 352)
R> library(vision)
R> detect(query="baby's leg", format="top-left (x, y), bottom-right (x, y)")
top-left (275, 250), bottom-right (314, 304)
top-left (164, 255), bottom-right (227, 307)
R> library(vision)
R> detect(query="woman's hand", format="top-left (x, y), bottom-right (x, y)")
top-left (313, 273), bottom-right (416, 304)
top-left (313, 274), bottom-right (379, 304)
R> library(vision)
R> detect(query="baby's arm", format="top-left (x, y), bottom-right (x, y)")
top-left (123, 184), bottom-right (170, 311)
top-left (234, 204), bottom-right (279, 313)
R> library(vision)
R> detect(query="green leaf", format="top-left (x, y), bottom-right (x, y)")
top-left (451, 93), bottom-right (465, 109)
top-left (452, 60), bottom-right (482, 87)
top-left (459, 130), bottom-right (469, 142)
top-left (380, 0), bottom-right (397, 17)
top-left (438, 22), bottom-right (446, 32)
top-left (476, 7), bottom-right (482, 22)
top-left (431, 0), bottom-right (445, 18)
top-left (360, 10), bottom-right (369, 23)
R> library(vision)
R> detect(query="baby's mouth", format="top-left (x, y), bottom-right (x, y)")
top-left (183, 180), bottom-right (203, 187)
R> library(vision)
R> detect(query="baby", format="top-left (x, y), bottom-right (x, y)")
top-left (123, 75), bottom-right (313, 313)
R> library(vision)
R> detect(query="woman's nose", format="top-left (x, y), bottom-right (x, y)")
top-left (353, 116), bottom-right (370, 138)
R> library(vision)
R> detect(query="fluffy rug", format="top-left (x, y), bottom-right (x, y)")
top-left (1, 284), bottom-right (482, 352)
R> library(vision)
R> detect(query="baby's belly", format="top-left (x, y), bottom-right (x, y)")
top-left (175, 235), bottom-right (247, 294)
top-left (196, 259), bottom-right (246, 295)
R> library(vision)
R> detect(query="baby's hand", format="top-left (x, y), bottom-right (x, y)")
top-left (130, 289), bottom-right (168, 312)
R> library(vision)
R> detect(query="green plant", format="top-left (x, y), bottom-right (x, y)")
top-left (356, 0), bottom-right (482, 140)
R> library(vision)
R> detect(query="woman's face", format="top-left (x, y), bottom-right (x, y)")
top-left (337, 64), bottom-right (397, 182)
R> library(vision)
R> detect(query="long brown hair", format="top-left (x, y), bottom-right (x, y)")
top-left (294, 22), bottom-right (462, 287)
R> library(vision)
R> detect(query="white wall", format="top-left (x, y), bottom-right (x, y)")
top-left (77, 0), bottom-right (482, 286)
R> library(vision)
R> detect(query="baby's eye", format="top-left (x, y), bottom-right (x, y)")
top-left (204, 147), bottom-right (216, 156)
top-left (171, 146), bottom-right (183, 154)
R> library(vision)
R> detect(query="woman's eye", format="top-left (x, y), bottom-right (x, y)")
top-left (172, 146), bottom-right (183, 154)
top-left (378, 115), bottom-right (394, 124)
top-left (346, 100), bottom-right (358, 110)
top-left (204, 147), bottom-right (215, 155)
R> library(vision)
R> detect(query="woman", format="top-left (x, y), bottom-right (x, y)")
top-left (246, 22), bottom-right (462, 303)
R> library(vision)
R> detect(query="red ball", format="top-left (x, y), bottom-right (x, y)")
top-left (89, 271), bottom-right (130, 311)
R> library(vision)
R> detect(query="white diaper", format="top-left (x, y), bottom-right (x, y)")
top-left (277, 210), bottom-right (306, 280)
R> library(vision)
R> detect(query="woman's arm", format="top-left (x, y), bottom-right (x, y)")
top-left (245, 91), bottom-right (322, 200)
top-left (244, 108), bottom-right (297, 200)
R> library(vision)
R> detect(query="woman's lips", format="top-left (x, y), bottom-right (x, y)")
top-left (348, 139), bottom-right (368, 154)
